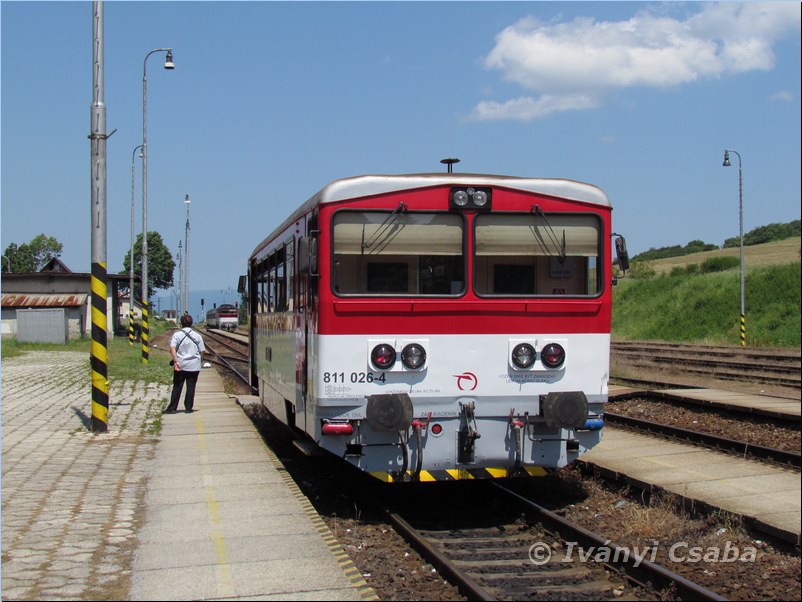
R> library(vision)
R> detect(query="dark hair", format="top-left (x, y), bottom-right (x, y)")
top-left (180, 314), bottom-right (193, 327)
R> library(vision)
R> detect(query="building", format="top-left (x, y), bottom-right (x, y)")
top-left (1, 259), bottom-right (133, 341)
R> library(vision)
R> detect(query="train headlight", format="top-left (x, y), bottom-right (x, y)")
top-left (541, 343), bottom-right (565, 368)
top-left (511, 343), bottom-right (536, 369)
top-left (371, 344), bottom-right (397, 370)
top-left (401, 343), bottom-right (426, 369)
top-left (450, 186), bottom-right (492, 211)
top-left (452, 190), bottom-right (469, 207)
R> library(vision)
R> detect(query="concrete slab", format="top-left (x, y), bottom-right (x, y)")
top-left (130, 368), bottom-right (377, 601)
top-left (583, 428), bottom-right (801, 544)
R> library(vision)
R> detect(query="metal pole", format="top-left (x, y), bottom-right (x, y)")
top-left (184, 194), bottom-right (190, 316)
top-left (737, 154), bottom-right (745, 346)
top-left (723, 149), bottom-right (745, 346)
top-left (177, 241), bottom-right (183, 317)
top-left (130, 144), bottom-right (143, 346)
top-left (141, 47), bottom-right (174, 363)
top-left (90, 0), bottom-right (109, 432)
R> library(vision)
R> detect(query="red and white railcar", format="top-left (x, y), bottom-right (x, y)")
top-left (206, 303), bottom-right (239, 331)
top-left (244, 173), bottom-right (628, 482)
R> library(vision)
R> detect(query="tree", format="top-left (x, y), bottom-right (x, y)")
top-left (123, 231), bottom-right (176, 301)
top-left (2, 234), bottom-right (63, 272)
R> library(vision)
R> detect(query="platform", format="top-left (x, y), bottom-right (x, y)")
top-left (581, 428), bottom-right (801, 545)
top-left (609, 385), bottom-right (800, 421)
top-left (131, 368), bottom-right (377, 601)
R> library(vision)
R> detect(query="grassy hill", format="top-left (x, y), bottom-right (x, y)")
top-left (612, 237), bottom-right (800, 348)
top-left (643, 237), bottom-right (800, 276)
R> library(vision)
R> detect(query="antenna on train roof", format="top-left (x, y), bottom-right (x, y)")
top-left (440, 157), bottom-right (460, 173)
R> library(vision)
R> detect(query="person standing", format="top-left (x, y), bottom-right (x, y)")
top-left (164, 314), bottom-right (206, 414)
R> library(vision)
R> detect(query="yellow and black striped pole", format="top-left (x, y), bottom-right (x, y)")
top-left (129, 308), bottom-right (135, 345)
top-left (740, 313), bottom-right (746, 346)
top-left (141, 299), bottom-right (149, 363)
top-left (91, 262), bottom-right (109, 431)
top-left (90, 0), bottom-right (109, 432)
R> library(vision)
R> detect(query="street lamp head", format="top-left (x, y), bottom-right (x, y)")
top-left (164, 50), bottom-right (175, 70)
top-left (722, 150), bottom-right (731, 167)
top-left (184, 194), bottom-right (191, 205)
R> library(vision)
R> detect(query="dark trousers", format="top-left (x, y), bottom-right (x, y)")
top-left (167, 370), bottom-right (200, 412)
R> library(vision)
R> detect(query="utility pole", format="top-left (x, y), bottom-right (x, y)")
top-left (89, 0), bottom-right (109, 432)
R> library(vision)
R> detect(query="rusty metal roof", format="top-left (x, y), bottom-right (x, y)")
top-left (1, 293), bottom-right (88, 308)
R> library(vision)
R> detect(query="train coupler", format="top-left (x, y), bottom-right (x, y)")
top-left (458, 401), bottom-right (481, 464)
top-left (509, 409), bottom-right (526, 472)
top-left (410, 412), bottom-right (432, 481)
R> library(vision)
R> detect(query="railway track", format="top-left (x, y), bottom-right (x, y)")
top-left (385, 483), bottom-right (725, 601)
top-left (604, 412), bottom-right (800, 468)
top-left (203, 327), bottom-right (251, 386)
top-left (611, 341), bottom-right (801, 390)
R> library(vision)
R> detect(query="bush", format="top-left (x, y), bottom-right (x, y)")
top-left (627, 261), bottom-right (656, 279)
top-left (700, 256), bottom-right (740, 273)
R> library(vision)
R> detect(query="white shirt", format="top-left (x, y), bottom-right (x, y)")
top-left (170, 328), bottom-right (205, 372)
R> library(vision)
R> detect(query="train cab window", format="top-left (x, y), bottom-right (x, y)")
top-left (333, 211), bottom-right (465, 296)
top-left (474, 213), bottom-right (602, 296)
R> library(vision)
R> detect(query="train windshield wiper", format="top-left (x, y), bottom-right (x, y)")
top-left (531, 205), bottom-right (566, 262)
top-left (361, 202), bottom-right (407, 254)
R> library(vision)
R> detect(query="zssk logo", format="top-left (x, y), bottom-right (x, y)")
top-left (454, 371), bottom-right (478, 391)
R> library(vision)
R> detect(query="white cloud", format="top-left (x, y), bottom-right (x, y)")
top-left (471, 94), bottom-right (599, 121)
top-left (770, 90), bottom-right (794, 102)
top-left (473, 3), bottom-right (801, 121)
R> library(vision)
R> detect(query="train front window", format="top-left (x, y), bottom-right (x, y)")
top-left (332, 211), bottom-right (465, 295)
top-left (474, 213), bottom-right (602, 296)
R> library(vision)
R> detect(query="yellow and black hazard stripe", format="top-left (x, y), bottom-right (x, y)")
top-left (740, 313), bottom-right (746, 346)
top-left (369, 465), bottom-right (548, 482)
top-left (128, 308), bottom-right (134, 346)
top-left (90, 262), bottom-right (109, 432)
top-left (141, 300), bottom-right (149, 363)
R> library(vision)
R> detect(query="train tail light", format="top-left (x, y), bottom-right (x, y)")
top-left (401, 343), bottom-right (426, 369)
top-left (512, 343), bottom-right (536, 369)
top-left (321, 421), bottom-right (354, 436)
top-left (541, 343), bottom-right (565, 368)
top-left (371, 344), bottom-right (396, 369)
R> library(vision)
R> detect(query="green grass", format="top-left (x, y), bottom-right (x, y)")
top-left (613, 262), bottom-right (801, 347)
top-left (1, 336), bottom-right (91, 359)
top-left (107, 336), bottom-right (173, 386)
top-left (2, 322), bottom-right (174, 386)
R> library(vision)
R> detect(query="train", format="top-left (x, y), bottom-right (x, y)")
top-left (242, 172), bottom-right (629, 482)
top-left (206, 303), bottom-right (239, 331)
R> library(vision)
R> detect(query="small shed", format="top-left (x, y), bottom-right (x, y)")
top-left (1, 260), bottom-right (131, 340)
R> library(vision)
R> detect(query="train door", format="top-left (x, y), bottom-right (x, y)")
top-left (296, 213), bottom-right (318, 435)
top-left (240, 270), bottom-right (258, 391)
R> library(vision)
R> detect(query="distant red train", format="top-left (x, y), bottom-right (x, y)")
top-left (206, 304), bottom-right (238, 331)
top-left (243, 172), bottom-right (629, 482)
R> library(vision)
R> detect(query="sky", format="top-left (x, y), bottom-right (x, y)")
top-left (2, 1), bottom-right (800, 317)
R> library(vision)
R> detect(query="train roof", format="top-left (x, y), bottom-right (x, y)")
top-left (310, 173), bottom-right (610, 208)
top-left (250, 173), bottom-right (610, 257)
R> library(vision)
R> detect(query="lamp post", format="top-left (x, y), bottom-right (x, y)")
top-left (183, 194), bottom-right (191, 317)
top-left (177, 241), bottom-right (183, 317)
top-left (129, 144), bottom-right (143, 345)
top-left (722, 149), bottom-right (745, 346)
top-left (141, 47), bottom-right (174, 363)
